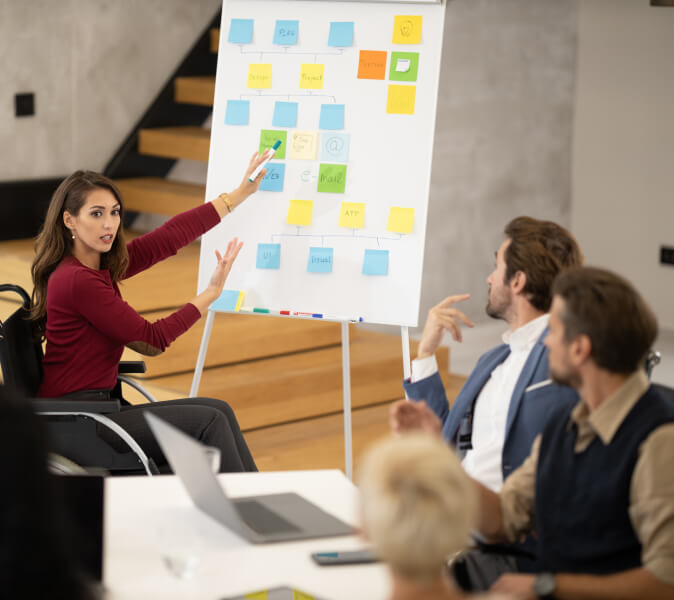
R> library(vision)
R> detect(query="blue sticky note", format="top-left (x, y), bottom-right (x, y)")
top-left (328, 22), bottom-right (354, 47)
top-left (320, 133), bottom-right (350, 162)
top-left (362, 249), bottom-right (389, 276)
top-left (272, 101), bottom-right (298, 128)
top-left (225, 100), bottom-right (250, 125)
top-left (256, 243), bottom-right (281, 269)
top-left (273, 20), bottom-right (299, 45)
top-left (319, 104), bottom-right (345, 130)
top-left (228, 19), bottom-right (254, 44)
top-left (211, 290), bottom-right (242, 312)
top-left (307, 247), bottom-right (334, 273)
top-left (258, 162), bottom-right (285, 192)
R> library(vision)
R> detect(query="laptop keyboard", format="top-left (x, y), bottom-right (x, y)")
top-left (235, 500), bottom-right (302, 535)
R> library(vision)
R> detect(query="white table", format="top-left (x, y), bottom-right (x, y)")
top-left (105, 469), bottom-right (390, 599)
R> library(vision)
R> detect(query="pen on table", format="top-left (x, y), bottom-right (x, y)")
top-left (248, 140), bottom-right (282, 182)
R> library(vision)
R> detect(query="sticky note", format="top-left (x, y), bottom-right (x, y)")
top-left (328, 22), bottom-right (354, 47)
top-left (307, 247), bottom-right (333, 273)
top-left (389, 52), bottom-right (419, 82)
top-left (244, 591), bottom-right (268, 600)
top-left (338, 202), bottom-right (365, 228)
top-left (300, 64), bottom-right (324, 89)
top-left (247, 64), bottom-right (272, 89)
top-left (393, 15), bottom-right (422, 44)
top-left (293, 591), bottom-right (315, 600)
top-left (363, 249), bottom-right (389, 276)
top-left (225, 100), bottom-right (250, 125)
top-left (320, 133), bottom-right (349, 163)
top-left (287, 199), bottom-right (313, 226)
top-left (357, 50), bottom-right (387, 80)
top-left (387, 84), bottom-right (416, 115)
top-left (272, 101), bottom-right (298, 128)
top-left (273, 20), bottom-right (299, 45)
top-left (259, 130), bottom-right (287, 159)
top-left (256, 244), bottom-right (281, 269)
top-left (288, 131), bottom-right (318, 160)
top-left (387, 207), bottom-right (415, 234)
top-left (259, 163), bottom-right (285, 192)
top-left (211, 290), bottom-right (244, 312)
top-left (318, 164), bottom-right (347, 194)
top-left (228, 18), bottom-right (254, 44)
top-left (319, 104), bottom-right (345, 130)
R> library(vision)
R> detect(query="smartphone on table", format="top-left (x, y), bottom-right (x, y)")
top-left (311, 548), bottom-right (379, 566)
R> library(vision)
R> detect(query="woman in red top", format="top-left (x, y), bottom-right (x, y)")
top-left (30, 153), bottom-right (268, 472)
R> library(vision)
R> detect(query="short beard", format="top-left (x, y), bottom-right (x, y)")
top-left (549, 366), bottom-right (581, 390)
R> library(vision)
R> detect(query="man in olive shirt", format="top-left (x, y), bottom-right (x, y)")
top-left (474, 267), bottom-right (674, 599)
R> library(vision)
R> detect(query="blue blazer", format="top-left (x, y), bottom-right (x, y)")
top-left (403, 329), bottom-right (578, 481)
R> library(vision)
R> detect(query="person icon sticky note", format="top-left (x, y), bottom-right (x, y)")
top-left (287, 199), bottom-right (314, 226)
top-left (357, 50), bottom-right (387, 80)
top-left (338, 202), bottom-right (365, 229)
top-left (256, 244), bottom-right (281, 269)
top-left (307, 247), bottom-right (334, 273)
top-left (288, 131), bottom-right (318, 160)
top-left (387, 207), bottom-right (415, 234)
top-left (386, 85), bottom-right (416, 115)
top-left (362, 249), bottom-right (389, 276)
top-left (318, 164), bottom-right (347, 194)
top-left (393, 15), bottom-right (422, 44)
top-left (300, 64), bottom-right (325, 89)
top-left (389, 52), bottom-right (419, 82)
top-left (248, 64), bottom-right (272, 89)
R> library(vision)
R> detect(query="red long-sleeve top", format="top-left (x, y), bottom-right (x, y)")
top-left (38, 203), bottom-right (220, 398)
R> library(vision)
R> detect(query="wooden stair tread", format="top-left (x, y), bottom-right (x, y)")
top-left (210, 29), bottom-right (219, 54)
top-left (138, 127), bottom-right (210, 162)
top-left (174, 76), bottom-right (215, 107)
top-left (114, 177), bottom-right (205, 217)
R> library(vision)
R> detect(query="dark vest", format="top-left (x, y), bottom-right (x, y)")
top-left (535, 385), bottom-right (674, 574)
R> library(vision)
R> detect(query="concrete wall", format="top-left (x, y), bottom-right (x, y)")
top-left (571, 0), bottom-right (674, 329)
top-left (0, 0), bottom-right (220, 181)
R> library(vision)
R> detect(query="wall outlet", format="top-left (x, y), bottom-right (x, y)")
top-left (660, 246), bottom-right (674, 266)
top-left (15, 92), bottom-right (35, 117)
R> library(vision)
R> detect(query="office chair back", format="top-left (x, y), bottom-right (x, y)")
top-left (0, 284), bottom-right (43, 397)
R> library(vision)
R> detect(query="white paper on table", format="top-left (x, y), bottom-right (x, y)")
top-left (395, 58), bottom-right (411, 73)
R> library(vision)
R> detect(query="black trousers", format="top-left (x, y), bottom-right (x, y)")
top-left (100, 397), bottom-right (257, 473)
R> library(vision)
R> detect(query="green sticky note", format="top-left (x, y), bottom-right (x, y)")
top-left (389, 52), bottom-right (419, 82)
top-left (317, 163), bottom-right (347, 194)
top-left (259, 130), bottom-right (287, 159)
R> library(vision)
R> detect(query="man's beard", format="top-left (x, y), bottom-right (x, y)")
top-left (549, 364), bottom-right (581, 389)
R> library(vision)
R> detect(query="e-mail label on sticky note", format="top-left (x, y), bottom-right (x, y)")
top-left (363, 249), bottom-right (389, 276)
top-left (387, 84), bottom-right (416, 115)
top-left (319, 104), bottom-right (345, 130)
top-left (225, 100), bottom-right (250, 125)
top-left (228, 18), bottom-right (254, 44)
top-left (307, 247), bottom-right (333, 273)
top-left (357, 50), bottom-right (387, 80)
top-left (338, 202), bottom-right (365, 228)
top-left (300, 64), bottom-right (324, 89)
top-left (256, 244), bottom-right (281, 269)
top-left (287, 199), bottom-right (313, 226)
top-left (393, 15), bottom-right (422, 44)
top-left (318, 164), bottom-right (347, 194)
top-left (288, 131), bottom-right (318, 160)
top-left (328, 22), bottom-right (354, 47)
top-left (259, 163), bottom-right (285, 192)
top-left (274, 20), bottom-right (299, 45)
top-left (387, 207), bottom-right (415, 234)
top-left (248, 64), bottom-right (272, 89)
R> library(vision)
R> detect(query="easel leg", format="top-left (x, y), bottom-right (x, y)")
top-left (401, 326), bottom-right (411, 398)
top-left (341, 321), bottom-right (353, 481)
top-left (190, 309), bottom-right (215, 397)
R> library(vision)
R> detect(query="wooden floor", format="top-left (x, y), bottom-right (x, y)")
top-left (0, 237), bottom-right (466, 472)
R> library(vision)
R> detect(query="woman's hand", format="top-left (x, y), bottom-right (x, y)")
top-left (190, 238), bottom-right (244, 315)
top-left (214, 152), bottom-right (270, 216)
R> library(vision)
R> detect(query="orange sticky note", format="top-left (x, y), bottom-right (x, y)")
top-left (387, 84), bottom-right (416, 115)
top-left (247, 64), bottom-right (272, 89)
top-left (357, 50), bottom-right (387, 80)
top-left (393, 15), bottom-right (422, 44)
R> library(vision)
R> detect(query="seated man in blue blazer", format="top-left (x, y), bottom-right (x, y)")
top-left (391, 216), bottom-right (582, 493)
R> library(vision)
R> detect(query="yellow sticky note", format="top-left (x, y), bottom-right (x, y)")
top-left (293, 591), bottom-right (315, 600)
top-left (288, 131), bottom-right (318, 160)
top-left (387, 207), bottom-right (415, 234)
top-left (300, 63), bottom-right (325, 89)
top-left (393, 15), bottom-right (422, 44)
top-left (244, 592), bottom-right (268, 600)
top-left (338, 202), bottom-right (365, 229)
top-left (287, 199), bottom-right (314, 226)
top-left (247, 64), bottom-right (272, 89)
top-left (387, 84), bottom-right (416, 115)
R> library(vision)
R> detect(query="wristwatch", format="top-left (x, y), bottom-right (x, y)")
top-left (533, 573), bottom-right (556, 598)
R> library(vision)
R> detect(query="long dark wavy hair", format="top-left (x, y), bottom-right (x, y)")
top-left (30, 171), bottom-right (129, 340)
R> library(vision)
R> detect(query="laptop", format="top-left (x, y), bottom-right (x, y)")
top-left (145, 412), bottom-right (353, 543)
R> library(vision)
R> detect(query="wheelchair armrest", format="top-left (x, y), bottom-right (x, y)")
top-left (119, 361), bottom-right (146, 374)
top-left (32, 398), bottom-right (122, 414)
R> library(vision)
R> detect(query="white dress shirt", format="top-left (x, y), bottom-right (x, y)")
top-left (412, 314), bottom-right (550, 491)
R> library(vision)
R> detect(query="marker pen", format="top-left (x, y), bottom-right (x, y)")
top-left (248, 140), bottom-right (282, 182)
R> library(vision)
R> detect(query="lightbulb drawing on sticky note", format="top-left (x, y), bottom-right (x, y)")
top-left (395, 59), bottom-right (411, 73)
top-left (287, 200), bottom-right (313, 226)
top-left (393, 15), bottom-right (422, 44)
top-left (248, 64), bottom-right (272, 89)
top-left (338, 202), bottom-right (365, 229)
top-left (288, 131), bottom-right (318, 160)
top-left (387, 207), bottom-right (415, 234)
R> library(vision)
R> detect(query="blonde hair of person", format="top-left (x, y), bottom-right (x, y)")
top-left (359, 434), bottom-right (477, 582)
